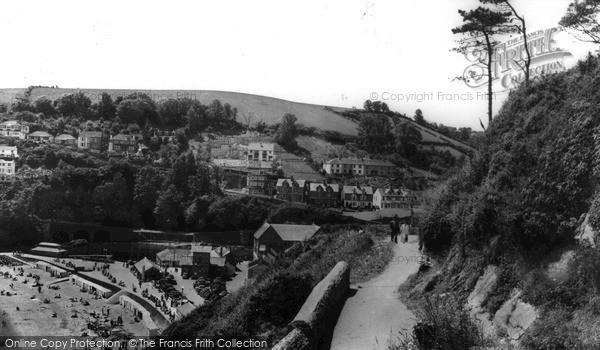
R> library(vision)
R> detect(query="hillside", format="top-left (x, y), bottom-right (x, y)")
top-left (398, 54), bottom-right (600, 349)
top-left (0, 87), bottom-right (474, 158)
top-left (0, 87), bottom-right (359, 136)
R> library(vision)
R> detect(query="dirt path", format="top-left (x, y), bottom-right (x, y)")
top-left (330, 235), bottom-right (421, 350)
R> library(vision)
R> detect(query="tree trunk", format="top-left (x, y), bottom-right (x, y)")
top-left (485, 32), bottom-right (493, 125)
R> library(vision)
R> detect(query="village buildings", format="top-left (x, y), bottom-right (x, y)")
top-left (342, 185), bottom-right (374, 209)
top-left (108, 133), bottom-right (140, 154)
top-left (27, 131), bottom-right (54, 143)
top-left (0, 145), bottom-right (18, 181)
top-left (322, 157), bottom-right (397, 177)
top-left (253, 222), bottom-right (320, 257)
top-left (276, 178), bottom-right (308, 203)
top-left (0, 120), bottom-right (29, 139)
top-left (373, 187), bottom-right (419, 209)
top-left (78, 131), bottom-right (108, 152)
top-left (307, 182), bottom-right (340, 207)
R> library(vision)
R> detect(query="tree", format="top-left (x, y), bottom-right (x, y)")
top-left (242, 112), bottom-right (255, 131)
top-left (97, 93), bottom-right (116, 120)
top-left (275, 113), bottom-right (298, 149)
top-left (413, 109), bottom-right (426, 126)
top-left (363, 100), bottom-right (373, 112)
top-left (452, 7), bottom-right (513, 124)
top-left (395, 121), bottom-right (422, 158)
top-left (56, 92), bottom-right (92, 118)
top-left (154, 184), bottom-right (183, 230)
top-left (116, 98), bottom-right (159, 126)
top-left (159, 99), bottom-right (185, 127)
top-left (34, 96), bottom-right (57, 116)
top-left (357, 114), bottom-right (394, 154)
top-left (560, 0), bottom-right (600, 44)
top-left (482, 0), bottom-right (532, 85)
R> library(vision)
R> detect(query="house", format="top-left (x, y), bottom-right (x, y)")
top-left (373, 187), bottom-right (418, 209)
top-left (0, 145), bottom-right (17, 182)
top-left (54, 134), bottom-right (77, 147)
top-left (133, 257), bottom-right (161, 282)
top-left (253, 222), bottom-right (320, 257)
top-left (247, 142), bottom-right (275, 162)
top-left (27, 131), bottom-right (54, 143)
top-left (109, 134), bottom-right (140, 154)
top-left (323, 157), bottom-right (397, 177)
top-left (29, 242), bottom-right (68, 258)
top-left (189, 245), bottom-right (212, 278)
top-left (156, 248), bottom-right (192, 268)
top-left (0, 120), bottom-right (29, 139)
top-left (78, 131), bottom-right (108, 152)
top-left (276, 178), bottom-right (309, 203)
top-left (210, 247), bottom-right (236, 277)
top-left (307, 182), bottom-right (340, 207)
top-left (342, 185), bottom-right (374, 209)
top-left (247, 172), bottom-right (277, 196)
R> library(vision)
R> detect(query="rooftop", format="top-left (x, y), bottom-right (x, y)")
top-left (276, 178), bottom-right (307, 187)
top-left (254, 222), bottom-right (320, 242)
top-left (55, 134), bottom-right (76, 140)
top-left (28, 131), bottom-right (53, 137)
top-left (248, 142), bottom-right (275, 151)
top-left (343, 185), bottom-right (374, 195)
top-left (325, 157), bottom-right (395, 167)
top-left (79, 131), bottom-right (104, 138)
top-left (309, 183), bottom-right (340, 192)
top-left (134, 257), bottom-right (160, 272)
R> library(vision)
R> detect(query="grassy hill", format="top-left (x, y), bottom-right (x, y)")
top-left (0, 87), bottom-right (359, 135)
top-left (0, 87), bottom-right (475, 158)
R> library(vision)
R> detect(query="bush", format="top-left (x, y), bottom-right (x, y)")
top-left (409, 296), bottom-right (481, 350)
top-left (520, 308), bottom-right (585, 350)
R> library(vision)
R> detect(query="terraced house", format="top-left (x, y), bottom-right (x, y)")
top-left (276, 178), bottom-right (308, 203)
top-left (307, 182), bottom-right (340, 207)
top-left (342, 184), bottom-right (373, 209)
top-left (323, 157), bottom-right (397, 177)
top-left (0, 120), bottom-right (29, 139)
top-left (372, 187), bottom-right (418, 209)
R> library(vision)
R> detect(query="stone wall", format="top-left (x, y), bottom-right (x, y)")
top-left (272, 261), bottom-right (350, 350)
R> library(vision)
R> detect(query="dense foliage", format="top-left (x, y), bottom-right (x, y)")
top-left (412, 54), bottom-right (600, 349)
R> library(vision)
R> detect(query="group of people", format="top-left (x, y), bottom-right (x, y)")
top-left (389, 215), bottom-right (410, 244)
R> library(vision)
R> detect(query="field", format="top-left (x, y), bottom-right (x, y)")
top-left (0, 87), bottom-right (359, 135)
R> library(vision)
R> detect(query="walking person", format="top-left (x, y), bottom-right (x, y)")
top-left (400, 220), bottom-right (410, 244)
top-left (389, 215), bottom-right (399, 244)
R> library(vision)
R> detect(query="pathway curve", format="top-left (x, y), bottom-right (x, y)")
top-left (330, 236), bottom-right (421, 350)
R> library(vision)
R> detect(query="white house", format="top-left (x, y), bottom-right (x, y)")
top-left (0, 120), bottom-right (29, 139)
top-left (247, 142), bottom-right (275, 162)
top-left (0, 145), bottom-right (18, 181)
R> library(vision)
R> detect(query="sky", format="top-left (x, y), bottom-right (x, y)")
top-left (0, 0), bottom-right (596, 129)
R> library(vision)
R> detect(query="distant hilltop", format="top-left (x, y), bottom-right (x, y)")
top-left (0, 87), bottom-right (359, 136)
